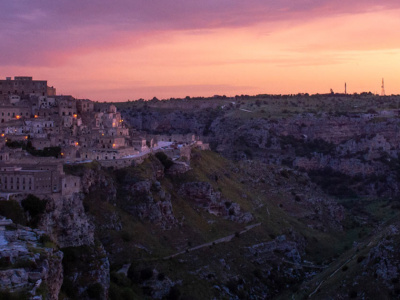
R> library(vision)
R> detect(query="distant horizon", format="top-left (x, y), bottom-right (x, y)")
top-left (89, 90), bottom-right (399, 103)
top-left (2, 1), bottom-right (400, 101)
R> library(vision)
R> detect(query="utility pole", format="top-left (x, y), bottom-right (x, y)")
top-left (381, 78), bottom-right (385, 96)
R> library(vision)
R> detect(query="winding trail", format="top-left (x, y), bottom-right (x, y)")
top-left (163, 223), bottom-right (261, 260)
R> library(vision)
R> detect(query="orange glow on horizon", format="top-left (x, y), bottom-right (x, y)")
top-left (4, 8), bottom-right (400, 101)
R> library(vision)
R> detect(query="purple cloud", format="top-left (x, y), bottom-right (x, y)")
top-left (1, 0), bottom-right (399, 66)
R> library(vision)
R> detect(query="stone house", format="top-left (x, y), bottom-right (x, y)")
top-left (0, 105), bottom-right (31, 123)
top-left (0, 76), bottom-right (47, 101)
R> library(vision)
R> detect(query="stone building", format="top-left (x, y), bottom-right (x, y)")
top-left (0, 77), bottom-right (48, 101)
top-left (47, 86), bottom-right (56, 96)
top-left (77, 99), bottom-right (94, 113)
top-left (98, 136), bottom-right (126, 149)
top-left (57, 96), bottom-right (77, 117)
top-left (0, 162), bottom-right (79, 196)
top-left (0, 105), bottom-right (31, 123)
top-left (0, 166), bottom-right (53, 194)
top-left (0, 150), bottom-right (9, 162)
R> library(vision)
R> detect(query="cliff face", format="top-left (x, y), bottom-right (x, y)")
top-left (119, 179), bottom-right (178, 229)
top-left (119, 100), bottom-right (400, 198)
top-left (40, 193), bottom-right (94, 248)
top-left (0, 217), bottom-right (63, 300)
top-left (61, 244), bottom-right (110, 300)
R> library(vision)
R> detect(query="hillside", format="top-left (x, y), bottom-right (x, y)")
top-left (63, 150), bottom-right (353, 299)
top-left (2, 93), bottom-right (400, 299)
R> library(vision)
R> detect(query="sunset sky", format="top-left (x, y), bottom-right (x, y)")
top-left (1, 1), bottom-right (400, 101)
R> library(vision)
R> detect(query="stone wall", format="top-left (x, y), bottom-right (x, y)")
top-left (61, 175), bottom-right (81, 196)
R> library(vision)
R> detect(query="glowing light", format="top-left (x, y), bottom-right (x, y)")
top-left (61, 152), bottom-right (64, 156)
top-left (25, 136), bottom-right (28, 140)
top-left (15, 115), bottom-right (20, 119)
top-left (75, 142), bottom-right (79, 146)
top-left (1, 133), bottom-right (4, 137)
top-left (73, 114), bottom-right (77, 118)
top-left (112, 143), bottom-right (116, 148)
top-left (34, 115), bottom-right (38, 118)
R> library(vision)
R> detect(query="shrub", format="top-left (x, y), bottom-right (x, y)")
top-left (140, 267), bottom-right (153, 281)
top-left (61, 278), bottom-right (78, 299)
top-left (121, 231), bottom-right (132, 242)
top-left (357, 255), bottom-right (366, 263)
top-left (348, 290), bottom-right (358, 298)
top-left (86, 283), bottom-right (103, 299)
top-left (166, 286), bottom-right (181, 300)
top-left (111, 271), bottom-right (131, 287)
top-left (21, 195), bottom-right (47, 227)
top-left (127, 265), bottom-right (140, 283)
top-left (155, 152), bottom-right (174, 170)
top-left (157, 273), bottom-right (165, 281)
top-left (0, 200), bottom-right (26, 226)
top-left (0, 257), bottom-right (11, 269)
top-left (121, 288), bottom-right (136, 300)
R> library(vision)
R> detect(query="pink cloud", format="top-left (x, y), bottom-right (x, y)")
top-left (1, 0), bottom-right (400, 67)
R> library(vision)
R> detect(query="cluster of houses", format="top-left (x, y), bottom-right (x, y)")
top-left (0, 76), bottom-right (208, 198)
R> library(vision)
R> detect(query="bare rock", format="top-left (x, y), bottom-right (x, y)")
top-left (179, 182), bottom-right (253, 223)
top-left (0, 217), bottom-right (63, 299)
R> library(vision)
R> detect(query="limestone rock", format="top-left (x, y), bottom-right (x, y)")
top-left (179, 182), bottom-right (253, 223)
top-left (0, 216), bottom-right (63, 300)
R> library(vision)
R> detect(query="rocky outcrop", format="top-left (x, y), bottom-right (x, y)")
top-left (62, 243), bottom-right (110, 300)
top-left (140, 269), bottom-right (177, 299)
top-left (81, 168), bottom-right (117, 203)
top-left (324, 224), bottom-right (400, 299)
top-left (179, 182), bottom-right (253, 223)
top-left (245, 235), bottom-right (303, 265)
top-left (166, 162), bottom-right (192, 176)
top-left (364, 225), bottom-right (400, 286)
top-left (120, 180), bottom-right (178, 229)
top-left (0, 217), bottom-right (63, 300)
top-left (40, 193), bottom-right (94, 248)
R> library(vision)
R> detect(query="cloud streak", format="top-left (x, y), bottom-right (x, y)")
top-left (1, 0), bottom-right (400, 66)
top-left (1, 1), bottom-right (400, 99)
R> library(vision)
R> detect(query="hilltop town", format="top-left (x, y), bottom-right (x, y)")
top-left (0, 76), bottom-right (208, 199)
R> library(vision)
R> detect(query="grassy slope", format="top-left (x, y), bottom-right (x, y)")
top-left (80, 149), bottom-right (371, 298)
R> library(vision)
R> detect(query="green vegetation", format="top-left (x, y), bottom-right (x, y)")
top-left (5, 140), bottom-right (61, 158)
top-left (78, 148), bottom-right (377, 298)
top-left (155, 152), bottom-right (173, 169)
top-left (21, 194), bottom-right (47, 228)
top-left (280, 135), bottom-right (336, 158)
top-left (0, 290), bottom-right (29, 300)
top-left (63, 160), bottom-right (101, 176)
top-left (0, 200), bottom-right (26, 226)
top-left (308, 168), bottom-right (359, 198)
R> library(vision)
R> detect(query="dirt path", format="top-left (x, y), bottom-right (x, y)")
top-left (163, 223), bottom-right (261, 260)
